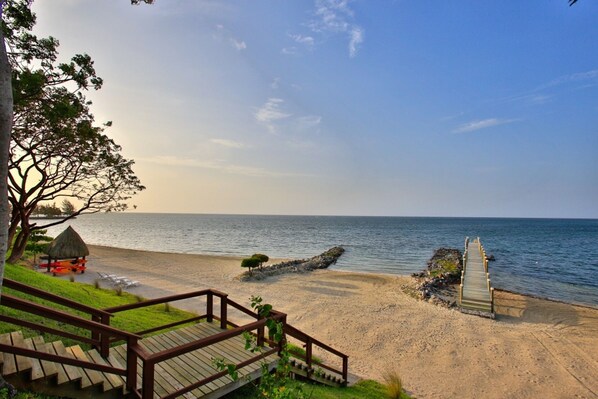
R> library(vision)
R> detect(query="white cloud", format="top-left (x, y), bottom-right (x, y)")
top-left (452, 118), bottom-right (519, 133)
top-left (210, 139), bottom-right (246, 148)
top-left (301, 0), bottom-right (364, 58)
top-left (296, 115), bottom-right (322, 130)
top-left (214, 25), bottom-right (247, 51)
top-left (348, 26), bottom-right (363, 58)
top-left (255, 98), bottom-right (291, 122)
top-left (230, 38), bottom-right (247, 50)
top-left (281, 47), bottom-right (298, 55)
top-left (140, 156), bottom-right (302, 178)
top-left (290, 34), bottom-right (315, 46)
top-left (254, 98), bottom-right (291, 133)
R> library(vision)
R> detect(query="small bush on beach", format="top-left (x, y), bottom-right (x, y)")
top-left (251, 253), bottom-right (269, 268)
top-left (383, 370), bottom-right (405, 399)
top-left (241, 257), bottom-right (260, 274)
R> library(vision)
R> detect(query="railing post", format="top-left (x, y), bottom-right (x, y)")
top-left (220, 294), bottom-right (228, 330)
top-left (142, 359), bottom-right (154, 399)
top-left (91, 314), bottom-right (100, 351)
top-left (207, 292), bottom-right (213, 323)
top-left (100, 314), bottom-right (111, 358)
top-left (278, 313), bottom-right (287, 356)
top-left (126, 338), bottom-right (139, 397)
top-left (342, 355), bottom-right (349, 385)
top-left (306, 337), bottom-right (313, 378)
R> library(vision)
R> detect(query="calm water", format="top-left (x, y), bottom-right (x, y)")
top-left (46, 214), bottom-right (598, 307)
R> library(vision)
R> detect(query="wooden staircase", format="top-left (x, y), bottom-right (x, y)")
top-left (1, 330), bottom-right (127, 399)
top-left (0, 279), bottom-right (349, 398)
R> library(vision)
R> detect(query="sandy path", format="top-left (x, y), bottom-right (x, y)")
top-left (62, 245), bottom-right (598, 399)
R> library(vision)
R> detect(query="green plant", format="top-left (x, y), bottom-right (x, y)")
top-left (114, 286), bottom-right (123, 296)
top-left (241, 257), bottom-right (260, 274)
top-left (68, 273), bottom-right (75, 283)
top-left (251, 253), bottom-right (269, 269)
top-left (215, 296), bottom-right (311, 399)
top-left (383, 370), bottom-right (404, 399)
top-left (164, 302), bottom-right (171, 312)
top-left (93, 279), bottom-right (101, 289)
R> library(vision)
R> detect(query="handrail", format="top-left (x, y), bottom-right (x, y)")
top-left (0, 294), bottom-right (140, 341)
top-left (3, 278), bottom-right (112, 318)
top-left (284, 323), bottom-right (349, 382)
top-left (0, 292), bottom-right (141, 396)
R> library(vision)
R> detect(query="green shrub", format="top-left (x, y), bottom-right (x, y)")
top-left (383, 370), bottom-right (404, 399)
top-left (241, 257), bottom-right (260, 274)
top-left (251, 253), bottom-right (269, 268)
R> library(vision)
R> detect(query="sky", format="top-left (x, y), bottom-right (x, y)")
top-left (30, 0), bottom-right (598, 218)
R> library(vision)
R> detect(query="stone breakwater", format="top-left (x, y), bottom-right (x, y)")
top-left (239, 246), bottom-right (345, 281)
top-left (411, 248), bottom-right (463, 307)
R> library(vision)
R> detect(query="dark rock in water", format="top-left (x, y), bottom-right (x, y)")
top-left (239, 246), bottom-right (345, 281)
top-left (411, 247), bottom-right (463, 308)
top-left (487, 254), bottom-right (495, 261)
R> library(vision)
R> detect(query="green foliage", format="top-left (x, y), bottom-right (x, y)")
top-left (3, 0), bottom-right (145, 262)
top-left (251, 253), bottom-right (269, 268)
top-left (383, 370), bottom-right (406, 399)
top-left (429, 259), bottom-right (459, 278)
top-left (24, 229), bottom-right (52, 255)
top-left (216, 296), bottom-right (310, 399)
top-left (1, 262), bottom-right (196, 347)
top-left (222, 379), bottom-right (391, 399)
top-left (241, 257), bottom-right (260, 274)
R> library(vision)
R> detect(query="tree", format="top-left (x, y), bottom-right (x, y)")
top-left (4, 1), bottom-right (145, 263)
top-left (61, 199), bottom-right (75, 215)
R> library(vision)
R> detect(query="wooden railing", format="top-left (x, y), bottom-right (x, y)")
top-left (105, 290), bottom-right (349, 398)
top-left (0, 278), bottom-right (141, 393)
top-left (0, 279), bottom-right (349, 399)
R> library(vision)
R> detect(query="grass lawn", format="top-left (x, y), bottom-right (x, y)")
top-left (1, 262), bottom-right (197, 347)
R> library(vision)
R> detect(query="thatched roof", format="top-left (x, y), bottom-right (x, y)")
top-left (45, 226), bottom-right (89, 258)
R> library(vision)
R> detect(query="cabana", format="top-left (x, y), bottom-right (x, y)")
top-left (43, 226), bottom-right (89, 275)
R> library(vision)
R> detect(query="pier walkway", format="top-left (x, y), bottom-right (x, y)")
top-left (459, 237), bottom-right (495, 314)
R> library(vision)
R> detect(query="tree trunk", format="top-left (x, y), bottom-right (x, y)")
top-left (0, 4), bottom-right (14, 293)
top-left (7, 225), bottom-right (28, 264)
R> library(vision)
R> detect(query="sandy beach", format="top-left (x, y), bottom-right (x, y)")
top-left (63, 245), bottom-right (598, 399)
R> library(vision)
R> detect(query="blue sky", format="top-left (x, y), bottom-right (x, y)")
top-left (31, 1), bottom-right (598, 218)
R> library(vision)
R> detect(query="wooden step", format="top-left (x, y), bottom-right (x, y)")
top-left (0, 332), bottom-right (17, 376)
top-left (87, 349), bottom-right (125, 393)
top-left (51, 341), bottom-right (83, 385)
top-left (11, 331), bottom-right (33, 374)
top-left (31, 336), bottom-right (58, 381)
top-left (22, 338), bottom-right (45, 380)
top-left (68, 345), bottom-right (105, 389)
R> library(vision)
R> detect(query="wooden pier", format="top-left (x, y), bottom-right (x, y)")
top-left (459, 237), bottom-right (495, 315)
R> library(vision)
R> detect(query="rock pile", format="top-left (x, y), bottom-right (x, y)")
top-left (411, 248), bottom-right (463, 307)
top-left (239, 246), bottom-right (345, 281)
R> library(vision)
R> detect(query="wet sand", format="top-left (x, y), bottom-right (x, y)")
top-left (61, 245), bottom-right (598, 399)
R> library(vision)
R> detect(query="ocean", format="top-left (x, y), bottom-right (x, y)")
top-left (46, 214), bottom-right (598, 307)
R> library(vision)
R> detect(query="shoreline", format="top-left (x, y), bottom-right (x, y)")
top-left (82, 244), bottom-right (597, 309)
top-left (50, 244), bottom-right (598, 399)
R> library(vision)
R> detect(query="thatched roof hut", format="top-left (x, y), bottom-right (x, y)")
top-left (45, 226), bottom-right (89, 259)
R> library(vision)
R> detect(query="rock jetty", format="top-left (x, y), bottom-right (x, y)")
top-left (411, 248), bottom-right (463, 307)
top-left (239, 246), bottom-right (345, 281)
